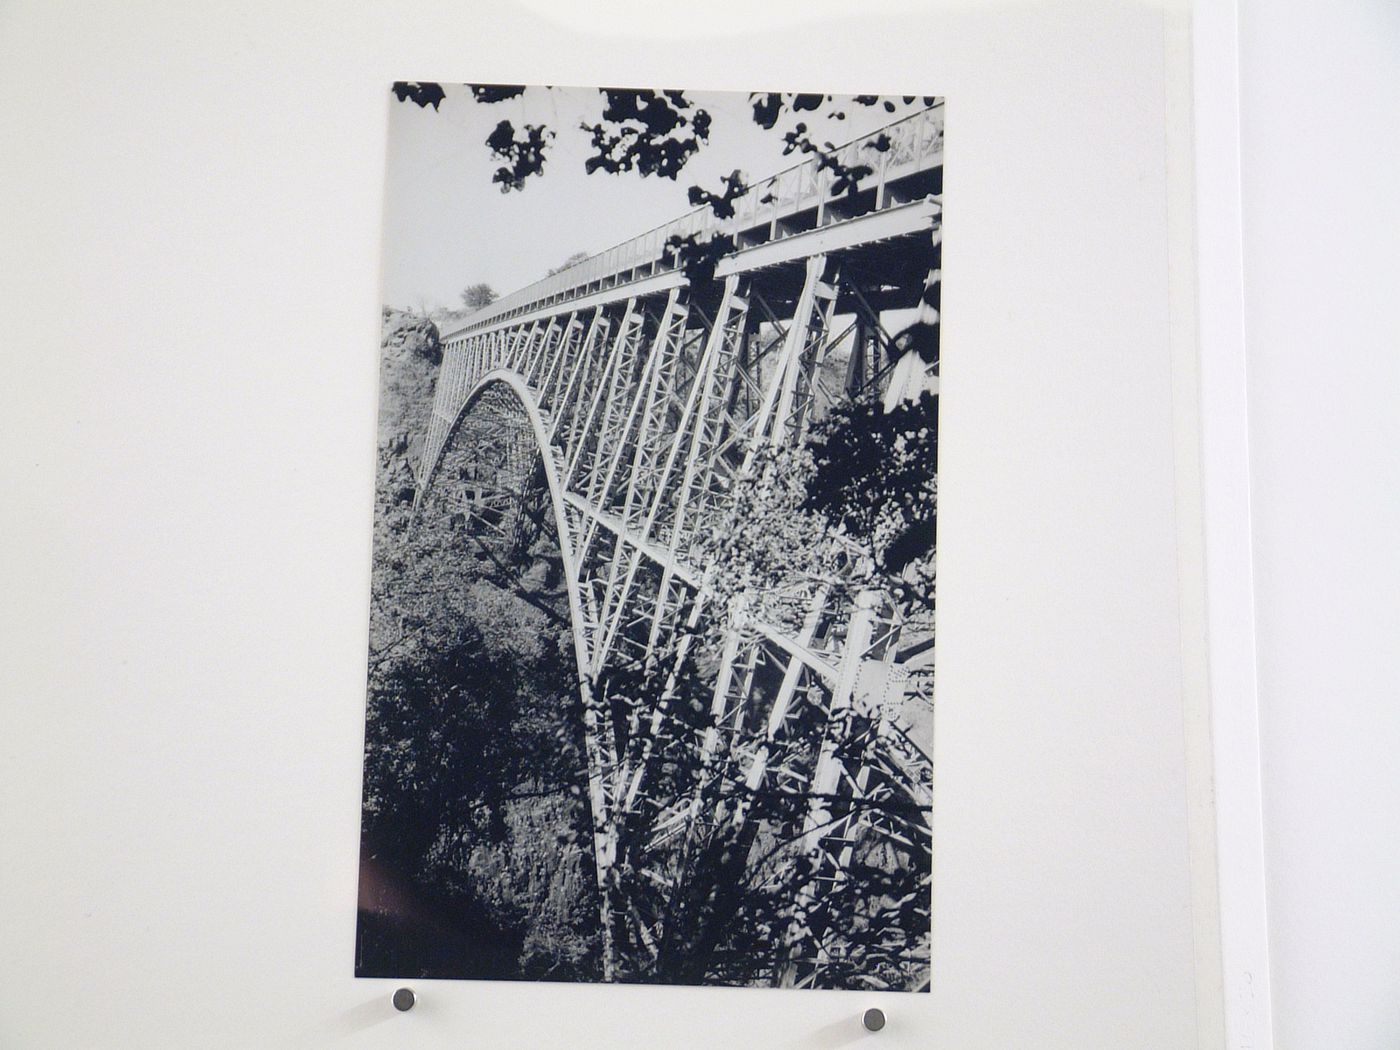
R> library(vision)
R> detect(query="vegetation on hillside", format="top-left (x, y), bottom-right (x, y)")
top-left (358, 311), bottom-right (600, 981)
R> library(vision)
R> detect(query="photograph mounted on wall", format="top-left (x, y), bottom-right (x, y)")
top-left (356, 82), bottom-right (940, 992)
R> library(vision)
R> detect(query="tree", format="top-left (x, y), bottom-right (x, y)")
top-left (592, 394), bottom-right (937, 987)
top-left (360, 325), bottom-right (600, 981)
top-left (360, 441), bottom-right (602, 980)
top-left (547, 251), bottom-right (589, 276)
top-left (393, 84), bottom-right (939, 282)
top-left (394, 85), bottom-right (934, 198)
top-left (460, 282), bottom-right (499, 311)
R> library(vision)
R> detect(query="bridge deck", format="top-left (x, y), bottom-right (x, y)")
top-left (445, 103), bottom-right (944, 338)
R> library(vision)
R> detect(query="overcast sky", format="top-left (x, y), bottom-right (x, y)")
top-left (380, 85), bottom-right (914, 312)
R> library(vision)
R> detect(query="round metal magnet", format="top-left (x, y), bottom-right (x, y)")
top-left (863, 1007), bottom-right (886, 1032)
top-left (392, 987), bottom-right (416, 1012)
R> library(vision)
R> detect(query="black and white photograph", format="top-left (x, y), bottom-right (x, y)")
top-left (356, 83), bottom-right (941, 991)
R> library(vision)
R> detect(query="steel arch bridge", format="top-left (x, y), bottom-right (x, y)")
top-left (415, 104), bottom-right (942, 989)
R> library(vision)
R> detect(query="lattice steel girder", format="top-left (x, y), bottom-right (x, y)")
top-left (538, 313), bottom-right (584, 410)
top-left (644, 623), bottom-right (758, 862)
top-left (721, 586), bottom-right (832, 833)
top-left (520, 315), bottom-right (560, 385)
top-left (717, 198), bottom-right (938, 283)
top-left (562, 298), bottom-right (639, 491)
top-left (638, 275), bottom-right (748, 655)
top-left (508, 325), bottom-right (527, 369)
top-left (452, 271), bottom-right (685, 342)
top-left (612, 304), bottom-right (702, 532)
top-left (543, 314), bottom-right (581, 388)
top-left (587, 281), bottom-right (736, 667)
top-left (737, 254), bottom-right (829, 462)
top-left (547, 309), bottom-right (606, 446)
top-left (579, 303), bottom-right (649, 506)
top-left (777, 591), bottom-right (882, 982)
top-left (561, 490), bottom-right (838, 685)
top-left (773, 262), bottom-right (842, 446)
top-left (586, 290), bottom-right (688, 651)
top-left (445, 199), bottom-right (939, 344)
top-left (656, 276), bottom-right (749, 558)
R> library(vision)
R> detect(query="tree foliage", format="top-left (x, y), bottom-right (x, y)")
top-left (804, 393), bottom-right (938, 610)
top-left (546, 251), bottom-right (590, 276)
top-left (393, 84), bottom-right (939, 282)
top-left (459, 282), bottom-right (499, 311)
top-left (580, 88), bottom-right (711, 179)
top-left (359, 350), bottom-right (600, 981)
top-left (701, 392), bottom-right (938, 638)
top-left (395, 84), bottom-right (932, 204)
top-left (360, 378), bottom-right (936, 986)
top-left (485, 119), bottom-right (555, 192)
top-left (597, 393), bottom-right (937, 987)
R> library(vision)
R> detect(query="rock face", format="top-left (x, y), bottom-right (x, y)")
top-left (368, 309), bottom-right (442, 653)
top-left (377, 309), bottom-right (442, 499)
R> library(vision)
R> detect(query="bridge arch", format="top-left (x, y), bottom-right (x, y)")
top-left (419, 367), bottom-right (595, 685)
top-left (415, 367), bottom-right (620, 967)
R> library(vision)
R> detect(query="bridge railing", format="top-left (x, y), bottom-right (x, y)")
top-left (444, 102), bottom-right (944, 339)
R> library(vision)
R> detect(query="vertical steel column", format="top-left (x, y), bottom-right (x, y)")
top-left (548, 310), bottom-right (609, 446)
top-left (586, 289), bottom-right (687, 657)
top-left (737, 254), bottom-right (828, 467)
top-left (562, 298), bottom-right (638, 487)
top-left (518, 318), bottom-right (555, 379)
top-left (642, 275), bottom-right (748, 651)
top-left (537, 314), bottom-right (583, 411)
top-left (773, 261), bottom-right (840, 445)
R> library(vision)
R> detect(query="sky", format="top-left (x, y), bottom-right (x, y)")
top-left (379, 85), bottom-right (921, 312)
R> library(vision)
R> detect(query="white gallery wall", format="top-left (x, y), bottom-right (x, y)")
top-left (12, 0), bottom-right (1380, 1046)
top-left (1236, 1), bottom-right (1400, 1047)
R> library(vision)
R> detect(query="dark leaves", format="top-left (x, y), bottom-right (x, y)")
top-left (392, 81), bottom-right (446, 110)
top-left (750, 92), bottom-right (784, 129)
top-left (686, 169), bottom-right (748, 219)
top-left (580, 89), bottom-right (710, 180)
top-left (442, 88), bottom-right (940, 198)
top-left (803, 392), bottom-right (938, 575)
top-left (827, 161), bottom-right (874, 197)
top-left (781, 123), bottom-right (812, 156)
top-left (470, 84), bottom-right (526, 103)
top-left (782, 122), bottom-right (872, 199)
top-left (486, 120), bottom-right (554, 192)
top-left (662, 231), bottom-right (735, 285)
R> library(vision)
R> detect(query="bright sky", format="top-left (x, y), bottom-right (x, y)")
top-left (379, 85), bottom-right (914, 312)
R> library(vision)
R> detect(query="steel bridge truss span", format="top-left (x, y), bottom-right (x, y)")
top-left (415, 172), bottom-right (937, 992)
top-left (443, 103), bottom-right (944, 338)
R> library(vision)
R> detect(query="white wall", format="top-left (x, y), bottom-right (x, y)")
top-left (1237, 2), bottom-right (1400, 1047)
top-left (0, 2), bottom-right (1214, 1047)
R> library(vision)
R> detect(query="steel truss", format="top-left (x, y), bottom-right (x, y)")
top-left (411, 126), bottom-right (941, 989)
